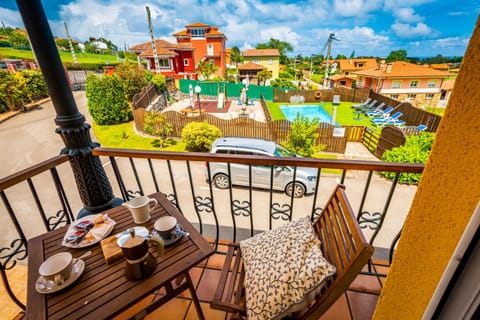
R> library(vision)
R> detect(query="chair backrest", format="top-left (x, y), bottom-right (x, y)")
top-left (299, 185), bottom-right (374, 319)
top-left (417, 124), bottom-right (428, 131)
top-left (381, 106), bottom-right (394, 114)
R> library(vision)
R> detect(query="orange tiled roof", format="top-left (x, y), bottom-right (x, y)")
top-left (129, 39), bottom-right (177, 51)
top-left (430, 63), bottom-right (449, 70)
top-left (139, 47), bottom-right (177, 57)
top-left (353, 61), bottom-right (450, 78)
top-left (330, 74), bottom-right (356, 81)
top-left (243, 49), bottom-right (280, 57)
top-left (237, 62), bottom-right (266, 70)
top-left (186, 22), bottom-right (210, 28)
top-left (336, 58), bottom-right (377, 72)
top-left (172, 30), bottom-right (189, 37)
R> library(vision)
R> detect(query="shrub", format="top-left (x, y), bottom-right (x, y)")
top-left (144, 111), bottom-right (172, 138)
top-left (181, 122), bottom-right (222, 152)
top-left (151, 74), bottom-right (166, 92)
top-left (85, 73), bottom-right (132, 125)
top-left (21, 70), bottom-right (48, 101)
top-left (115, 62), bottom-right (148, 101)
top-left (0, 70), bottom-right (26, 111)
top-left (381, 132), bottom-right (435, 184)
top-left (270, 78), bottom-right (296, 88)
top-left (282, 113), bottom-right (324, 157)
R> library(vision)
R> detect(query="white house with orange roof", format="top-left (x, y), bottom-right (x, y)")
top-left (352, 61), bottom-right (450, 108)
top-left (329, 58), bottom-right (377, 88)
top-left (242, 49), bottom-right (280, 80)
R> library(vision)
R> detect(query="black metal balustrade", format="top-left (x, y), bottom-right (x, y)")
top-left (0, 148), bottom-right (423, 310)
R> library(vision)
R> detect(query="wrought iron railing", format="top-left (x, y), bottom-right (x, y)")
top-left (0, 148), bottom-right (424, 308)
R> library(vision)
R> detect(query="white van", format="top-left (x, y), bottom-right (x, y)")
top-left (206, 138), bottom-right (317, 197)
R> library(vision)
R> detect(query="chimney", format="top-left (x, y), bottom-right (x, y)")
top-left (386, 63), bottom-right (392, 73)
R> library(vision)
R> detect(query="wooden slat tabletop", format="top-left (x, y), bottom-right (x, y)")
top-left (26, 193), bottom-right (214, 320)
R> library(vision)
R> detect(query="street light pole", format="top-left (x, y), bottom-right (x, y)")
top-left (194, 85), bottom-right (202, 116)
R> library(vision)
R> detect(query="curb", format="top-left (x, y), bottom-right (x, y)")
top-left (0, 97), bottom-right (51, 124)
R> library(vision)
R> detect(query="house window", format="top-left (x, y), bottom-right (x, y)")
top-left (253, 59), bottom-right (260, 64)
top-left (428, 80), bottom-right (437, 88)
top-left (268, 59), bottom-right (272, 65)
top-left (410, 80), bottom-right (419, 88)
top-left (183, 59), bottom-right (189, 66)
top-left (425, 93), bottom-right (434, 99)
top-left (392, 80), bottom-right (401, 88)
top-left (191, 29), bottom-right (205, 38)
top-left (339, 80), bottom-right (346, 86)
top-left (158, 59), bottom-right (170, 68)
top-left (207, 44), bottom-right (214, 56)
top-left (356, 63), bottom-right (364, 68)
top-left (407, 94), bottom-right (417, 99)
top-left (390, 94), bottom-right (399, 99)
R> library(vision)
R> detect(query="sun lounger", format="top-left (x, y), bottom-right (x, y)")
top-left (372, 112), bottom-right (405, 126)
top-left (332, 95), bottom-right (341, 105)
top-left (352, 97), bottom-right (372, 108)
top-left (353, 99), bottom-right (377, 111)
top-left (362, 102), bottom-right (385, 114)
top-left (367, 106), bottom-right (394, 118)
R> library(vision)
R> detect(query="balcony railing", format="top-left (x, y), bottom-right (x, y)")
top-left (0, 148), bottom-right (423, 310)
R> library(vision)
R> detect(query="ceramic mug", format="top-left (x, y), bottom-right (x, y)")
top-left (154, 216), bottom-right (177, 240)
top-left (122, 196), bottom-right (158, 224)
top-left (39, 252), bottom-right (73, 286)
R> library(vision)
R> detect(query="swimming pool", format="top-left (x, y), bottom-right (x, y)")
top-left (279, 105), bottom-right (335, 124)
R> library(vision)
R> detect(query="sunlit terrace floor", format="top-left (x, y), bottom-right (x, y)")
top-left (1, 241), bottom-right (388, 320)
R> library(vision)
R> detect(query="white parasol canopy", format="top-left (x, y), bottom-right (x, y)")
top-left (189, 84), bottom-right (194, 109)
top-left (331, 107), bottom-right (337, 126)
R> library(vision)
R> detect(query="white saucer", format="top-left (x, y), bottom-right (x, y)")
top-left (35, 259), bottom-right (85, 294)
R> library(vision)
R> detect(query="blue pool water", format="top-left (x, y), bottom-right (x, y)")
top-left (280, 105), bottom-right (335, 124)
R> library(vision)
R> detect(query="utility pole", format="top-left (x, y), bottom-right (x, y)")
top-left (64, 22), bottom-right (78, 65)
top-left (323, 33), bottom-right (339, 88)
top-left (146, 6), bottom-right (161, 74)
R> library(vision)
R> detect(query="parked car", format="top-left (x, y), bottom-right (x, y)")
top-left (206, 138), bottom-right (318, 197)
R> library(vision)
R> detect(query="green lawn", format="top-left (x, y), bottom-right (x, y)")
top-left (92, 121), bottom-right (185, 151)
top-left (0, 47), bottom-right (119, 65)
top-left (266, 101), bottom-right (373, 127)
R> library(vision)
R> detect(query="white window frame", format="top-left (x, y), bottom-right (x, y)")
top-left (410, 80), bottom-right (420, 88)
top-left (191, 29), bottom-right (205, 38)
top-left (390, 94), bottom-right (399, 99)
top-left (207, 44), bottom-right (214, 56)
top-left (428, 80), bottom-right (437, 88)
top-left (408, 93), bottom-right (417, 99)
top-left (425, 93), bottom-right (434, 100)
top-left (268, 59), bottom-right (273, 65)
top-left (392, 80), bottom-right (402, 89)
top-left (253, 59), bottom-right (260, 64)
top-left (183, 59), bottom-right (189, 66)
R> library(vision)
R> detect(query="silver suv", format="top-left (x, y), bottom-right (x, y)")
top-left (206, 138), bottom-right (317, 197)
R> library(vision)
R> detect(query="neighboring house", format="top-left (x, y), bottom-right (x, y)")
top-left (335, 58), bottom-right (377, 75)
top-left (352, 61), bottom-right (450, 108)
top-left (129, 39), bottom-right (196, 80)
top-left (430, 63), bottom-right (449, 71)
top-left (173, 22), bottom-right (227, 78)
top-left (237, 62), bottom-right (265, 85)
top-left (328, 74), bottom-right (356, 88)
top-left (242, 49), bottom-right (280, 80)
top-left (438, 79), bottom-right (455, 108)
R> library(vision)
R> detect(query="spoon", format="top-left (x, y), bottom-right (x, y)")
top-left (74, 250), bottom-right (91, 266)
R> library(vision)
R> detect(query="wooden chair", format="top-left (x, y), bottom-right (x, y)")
top-left (210, 185), bottom-right (374, 319)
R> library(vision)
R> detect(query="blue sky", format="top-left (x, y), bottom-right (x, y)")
top-left (1, 0), bottom-right (479, 58)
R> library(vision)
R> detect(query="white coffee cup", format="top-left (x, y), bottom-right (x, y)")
top-left (122, 196), bottom-right (159, 224)
top-left (39, 252), bottom-right (73, 286)
top-left (154, 216), bottom-right (177, 240)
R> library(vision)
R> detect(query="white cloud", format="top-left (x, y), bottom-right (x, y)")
top-left (394, 7), bottom-right (423, 23)
top-left (333, 0), bottom-right (381, 17)
top-left (0, 7), bottom-right (23, 29)
top-left (384, 0), bottom-right (435, 11)
top-left (391, 22), bottom-right (432, 38)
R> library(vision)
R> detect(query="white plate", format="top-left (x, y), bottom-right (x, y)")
top-left (35, 259), bottom-right (85, 294)
top-left (62, 214), bottom-right (115, 248)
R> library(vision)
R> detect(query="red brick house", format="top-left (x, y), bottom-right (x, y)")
top-left (129, 39), bottom-right (196, 80)
top-left (173, 22), bottom-right (227, 78)
top-left (129, 22), bottom-right (227, 80)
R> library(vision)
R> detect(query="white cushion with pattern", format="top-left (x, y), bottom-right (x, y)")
top-left (240, 216), bottom-right (336, 320)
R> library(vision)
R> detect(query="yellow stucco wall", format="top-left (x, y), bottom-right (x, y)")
top-left (373, 18), bottom-right (480, 319)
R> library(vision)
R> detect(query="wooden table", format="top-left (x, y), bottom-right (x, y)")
top-left (26, 193), bottom-right (214, 319)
